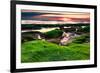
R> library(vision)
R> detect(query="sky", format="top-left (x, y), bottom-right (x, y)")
top-left (21, 10), bottom-right (90, 24)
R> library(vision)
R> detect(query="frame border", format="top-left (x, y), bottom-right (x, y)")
top-left (10, 0), bottom-right (97, 72)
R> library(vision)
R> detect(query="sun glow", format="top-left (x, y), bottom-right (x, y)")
top-left (61, 17), bottom-right (71, 22)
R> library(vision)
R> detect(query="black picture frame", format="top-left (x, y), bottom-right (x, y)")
top-left (10, 0), bottom-right (97, 73)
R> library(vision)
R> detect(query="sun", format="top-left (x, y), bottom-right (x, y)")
top-left (60, 17), bottom-right (71, 22)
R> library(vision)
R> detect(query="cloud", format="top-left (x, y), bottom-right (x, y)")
top-left (21, 10), bottom-right (90, 24)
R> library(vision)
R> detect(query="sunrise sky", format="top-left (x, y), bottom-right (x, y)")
top-left (21, 10), bottom-right (90, 24)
